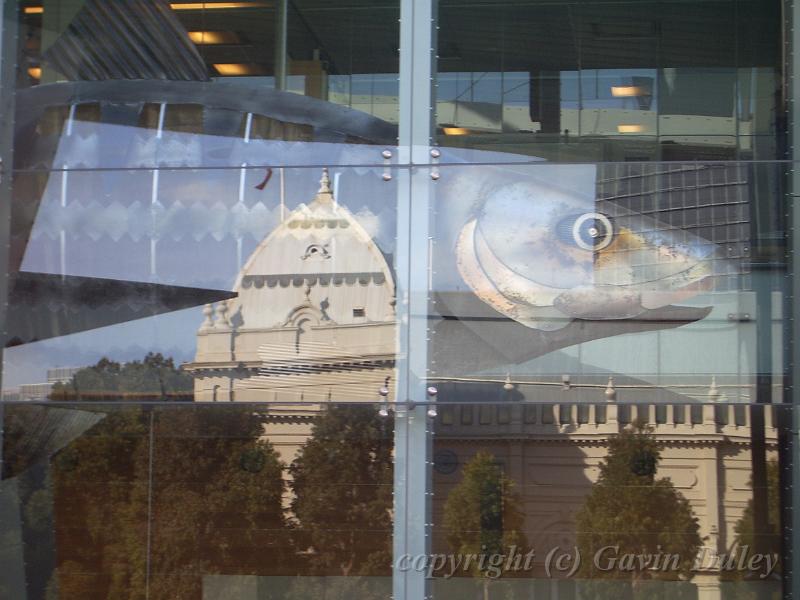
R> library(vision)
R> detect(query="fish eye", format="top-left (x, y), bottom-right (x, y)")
top-left (557, 212), bottom-right (614, 251)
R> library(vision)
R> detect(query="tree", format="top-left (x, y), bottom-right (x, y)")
top-left (575, 421), bottom-right (701, 600)
top-left (732, 459), bottom-right (781, 579)
top-left (288, 405), bottom-right (393, 578)
top-left (50, 353), bottom-right (193, 401)
top-left (442, 451), bottom-right (526, 600)
top-left (8, 354), bottom-right (289, 600)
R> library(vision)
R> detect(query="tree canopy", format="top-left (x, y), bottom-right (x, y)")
top-left (288, 404), bottom-right (393, 578)
top-left (575, 421), bottom-right (701, 599)
top-left (443, 451), bottom-right (526, 578)
top-left (732, 458), bottom-right (781, 580)
top-left (7, 354), bottom-right (289, 600)
top-left (50, 353), bottom-right (193, 401)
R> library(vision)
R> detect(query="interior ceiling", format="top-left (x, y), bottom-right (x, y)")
top-left (171, 0), bottom-right (779, 76)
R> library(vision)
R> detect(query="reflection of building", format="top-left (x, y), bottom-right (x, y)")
top-left (7, 367), bottom-right (83, 401)
top-left (46, 367), bottom-right (83, 385)
top-left (432, 402), bottom-right (780, 599)
top-left (184, 169), bottom-right (396, 463)
top-left (186, 169), bottom-right (777, 595)
top-left (18, 383), bottom-right (52, 401)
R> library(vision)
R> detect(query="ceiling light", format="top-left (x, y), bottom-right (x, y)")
top-left (214, 63), bottom-right (263, 76)
top-left (24, 6), bottom-right (43, 14)
top-left (188, 31), bottom-right (239, 44)
top-left (617, 124), bottom-right (645, 133)
top-left (443, 126), bottom-right (470, 136)
top-left (611, 85), bottom-right (644, 97)
top-left (28, 67), bottom-right (41, 79)
top-left (171, 2), bottom-right (269, 10)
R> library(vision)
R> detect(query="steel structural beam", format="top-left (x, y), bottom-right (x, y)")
top-left (274, 0), bottom-right (288, 91)
top-left (0, 6), bottom-right (21, 597)
top-left (394, 0), bottom-right (437, 599)
top-left (790, 0), bottom-right (800, 597)
top-left (0, 0), bottom-right (19, 492)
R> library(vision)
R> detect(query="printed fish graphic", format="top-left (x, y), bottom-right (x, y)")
top-left (430, 164), bottom-right (728, 373)
top-left (456, 178), bottom-right (721, 332)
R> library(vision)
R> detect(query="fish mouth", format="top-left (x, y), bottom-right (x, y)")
top-left (456, 214), bottom-right (720, 331)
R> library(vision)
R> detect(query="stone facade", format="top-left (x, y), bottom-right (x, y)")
top-left (432, 402), bottom-right (780, 598)
top-left (186, 170), bottom-right (779, 595)
top-left (184, 168), bottom-right (396, 465)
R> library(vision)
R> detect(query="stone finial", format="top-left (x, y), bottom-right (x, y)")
top-left (215, 300), bottom-right (231, 329)
top-left (319, 168), bottom-right (332, 195)
top-left (708, 376), bottom-right (721, 401)
top-left (314, 168), bottom-right (335, 205)
top-left (202, 303), bottom-right (215, 329)
top-left (604, 376), bottom-right (617, 401)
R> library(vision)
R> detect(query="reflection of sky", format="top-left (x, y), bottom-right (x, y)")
top-left (9, 120), bottom-right (534, 386)
top-left (437, 69), bottom-right (659, 111)
top-left (10, 127), bottom-right (397, 387)
top-left (4, 120), bottom-right (752, 389)
top-left (5, 309), bottom-right (202, 390)
top-left (21, 161), bottom-right (397, 288)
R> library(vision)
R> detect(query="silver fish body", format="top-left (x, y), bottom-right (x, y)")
top-left (456, 180), bottom-right (721, 331)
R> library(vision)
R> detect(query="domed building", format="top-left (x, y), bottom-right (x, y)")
top-left (184, 169), bottom-right (396, 460)
top-left (185, 170), bottom-right (780, 598)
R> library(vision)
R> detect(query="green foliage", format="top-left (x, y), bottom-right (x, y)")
top-left (8, 360), bottom-right (409, 597)
top-left (732, 459), bottom-right (781, 578)
top-left (442, 451), bottom-right (526, 580)
top-left (575, 421), bottom-right (701, 597)
top-left (50, 353), bottom-right (193, 401)
top-left (7, 401), bottom-right (287, 600)
top-left (734, 459), bottom-right (780, 549)
top-left (288, 405), bottom-right (393, 577)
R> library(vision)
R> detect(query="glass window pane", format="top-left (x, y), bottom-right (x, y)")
top-left (431, 403), bottom-right (788, 599)
top-left (436, 0), bottom-right (782, 162)
top-left (2, 2), bottom-right (799, 600)
top-left (428, 161), bottom-right (786, 408)
top-left (16, 0), bottom-right (399, 171)
top-left (3, 402), bottom-right (393, 597)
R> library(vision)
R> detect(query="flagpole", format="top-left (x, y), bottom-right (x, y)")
top-left (239, 113), bottom-right (253, 268)
top-left (280, 167), bottom-right (286, 223)
top-left (333, 171), bottom-right (340, 209)
top-left (237, 162), bottom-right (246, 268)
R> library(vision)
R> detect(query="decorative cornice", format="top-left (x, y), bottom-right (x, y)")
top-left (241, 272), bottom-right (386, 289)
top-left (182, 361), bottom-right (260, 373)
top-left (265, 415), bottom-right (316, 424)
top-left (185, 358), bottom-right (395, 375)
top-left (437, 435), bottom-right (778, 448)
top-left (286, 217), bottom-right (349, 229)
top-left (258, 358), bottom-right (394, 377)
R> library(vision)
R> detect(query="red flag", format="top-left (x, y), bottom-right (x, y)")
top-left (255, 168), bottom-right (273, 190)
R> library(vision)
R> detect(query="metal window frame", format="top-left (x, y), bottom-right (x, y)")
top-left (0, 0), bottom-right (18, 473)
top-left (394, 1), bottom-right (437, 599)
top-left (789, 0), bottom-right (800, 596)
